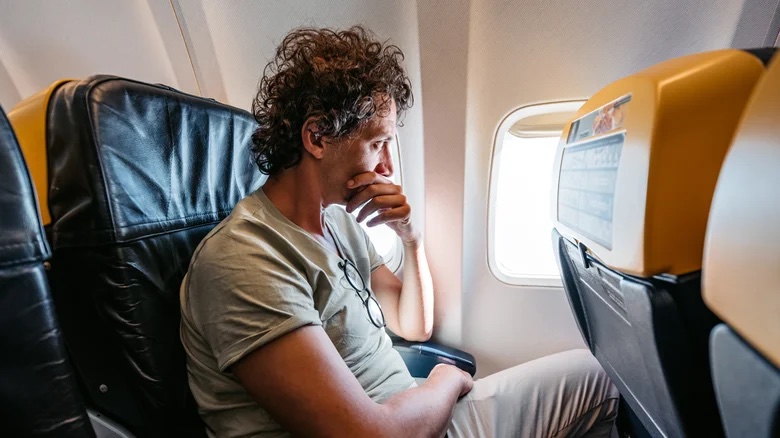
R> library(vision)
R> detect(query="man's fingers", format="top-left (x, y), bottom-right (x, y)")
top-left (356, 194), bottom-right (406, 223)
top-left (366, 204), bottom-right (411, 227)
top-left (347, 171), bottom-right (393, 190)
top-left (346, 184), bottom-right (401, 213)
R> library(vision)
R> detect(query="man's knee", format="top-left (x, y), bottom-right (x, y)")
top-left (544, 350), bottom-right (619, 436)
top-left (553, 349), bottom-right (619, 394)
top-left (490, 349), bottom-right (618, 403)
top-left (528, 348), bottom-right (620, 417)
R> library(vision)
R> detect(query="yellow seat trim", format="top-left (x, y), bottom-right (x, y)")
top-left (8, 79), bottom-right (73, 226)
top-left (552, 50), bottom-right (764, 276)
top-left (703, 55), bottom-right (780, 369)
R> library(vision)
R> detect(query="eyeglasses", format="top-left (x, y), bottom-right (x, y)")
top-left (338, 258), bottom-right (386, 328)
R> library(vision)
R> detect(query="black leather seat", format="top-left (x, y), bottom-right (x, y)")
top-left (10, 76), bottom-right (266, 436)
top-left (551, 49), bottom-right (775, 437)
top-left (9, 75), bottom-right (477, 436)
top-left (0, 104), bottom-right (95, 437)
top-left (702, 52), bottom-right (780, 438)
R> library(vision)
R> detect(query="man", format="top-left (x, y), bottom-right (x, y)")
top-left (180, 26), bottom-right (619, 437)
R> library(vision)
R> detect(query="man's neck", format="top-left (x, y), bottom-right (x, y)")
top-left (262, 163), bottom-right (327, 236)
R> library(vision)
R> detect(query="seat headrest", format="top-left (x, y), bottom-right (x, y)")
top-left (703, 55), bottom-right (780, 369)
top-left (551, 49), bottom-right (774, 277)
top-left (0, 105), bottom-right (49, 266)
top-left (12, 75), bottom-right (264, 247)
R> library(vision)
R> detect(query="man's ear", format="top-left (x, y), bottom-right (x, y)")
top-left (301, 117), bottom-right (325, 160)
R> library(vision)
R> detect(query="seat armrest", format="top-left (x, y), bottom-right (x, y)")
top-left (391, 336), bottom-right (477, 377)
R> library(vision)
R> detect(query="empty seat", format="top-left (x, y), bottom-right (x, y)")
top-left (550, 48), bottom-right (775, 437)
top-left (0, 104), bottom-right (95, 437)
top-left (702, 52), bottom-right (780, 438)
top-left (9, 76), bottom-right (266, 436)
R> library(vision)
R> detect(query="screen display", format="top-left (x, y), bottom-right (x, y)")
top-left (557, 132), bottom-right (624, 249)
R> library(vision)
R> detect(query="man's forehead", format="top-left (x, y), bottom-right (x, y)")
top-left (363, 112), bottom-right (397, 139)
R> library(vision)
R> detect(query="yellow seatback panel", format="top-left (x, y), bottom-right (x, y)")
top-left (703, 55), bottom-right (780, 369)
top-left (8, 79), bottom-right (72, 226)
top-left (552, 50), bottom-right (764, 277)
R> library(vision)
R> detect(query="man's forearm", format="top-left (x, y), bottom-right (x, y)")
top-left (377, 369), bottom-right (463, 438)
top-left (397, 237), bottom-right (434, 341)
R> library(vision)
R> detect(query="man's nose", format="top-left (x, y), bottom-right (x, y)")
top-left (375, 146), bottom-right (394, 178)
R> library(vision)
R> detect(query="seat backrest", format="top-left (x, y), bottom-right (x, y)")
top-left (703, 51), bottom-right (780, 438)
top-left (0, 105), bottom-right (95, 437)
top-left (550, 48), bottom-right (774, 437)
top-left (9, 76), bottom-right (265, 436)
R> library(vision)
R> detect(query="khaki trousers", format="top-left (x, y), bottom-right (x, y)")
top-left (447, 349), bottom-right (619, 438)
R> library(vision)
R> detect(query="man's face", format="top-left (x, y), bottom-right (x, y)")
top-left (320, 99), bottom-right (397, 206)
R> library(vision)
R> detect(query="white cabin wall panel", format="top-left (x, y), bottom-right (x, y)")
top-left (0, 59), bottom-right (21, 111)
top-left (730, 0), bottom-right (780, 47)
top-left (174, 0), bottom-right (426, 229)
top-left (169, 1), bottom-right (229, 103)
top-left (0, 0), bottom-right (185, 109)
top-left (416, 0), bottom-right (470, 346)
top-left (144, 0), bottom-right (201, 96)
top-left (459, 0), bottom-right (751, 376)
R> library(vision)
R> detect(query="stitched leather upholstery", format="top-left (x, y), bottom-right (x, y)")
top-left (43, 77), bottom-right (264, 436)
top-left (0, 104), bottom-right (95, 437)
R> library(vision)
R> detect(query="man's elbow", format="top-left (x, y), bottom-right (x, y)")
top-left (400, 327), bottom-right (433, 342)
top-left (416, 329), bottom-right (433, 342)
top-left (396, 315), bottom-right (433, 341)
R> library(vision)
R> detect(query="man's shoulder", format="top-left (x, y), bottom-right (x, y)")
top-left (185, 192), bottom-right (312, 300)
top-left (192, 192), bottom-right (280, 263)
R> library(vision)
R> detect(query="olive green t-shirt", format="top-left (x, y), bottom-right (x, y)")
top-left (180, 189), bottom-right (414, 437)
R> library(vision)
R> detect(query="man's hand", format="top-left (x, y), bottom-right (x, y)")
top-left (428, 364), bottom-right (474, 398)
top-left (345, 171), bottom-right (419, 246)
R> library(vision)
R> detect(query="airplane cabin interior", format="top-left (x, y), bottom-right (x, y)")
top-left (1, 1), bottom-right (779, 437)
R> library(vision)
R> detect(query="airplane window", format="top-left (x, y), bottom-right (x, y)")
top-left (493, 135), bottom-right (560, 281)
top-left (488, 101), bottom-right (584, 287)
top-left (348, 135), bottom-right (403, 271)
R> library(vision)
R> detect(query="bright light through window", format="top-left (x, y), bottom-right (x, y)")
top-left (494, 134), bottom-right (561, 278)
top-left (358, 210), bottom-right (398, 259)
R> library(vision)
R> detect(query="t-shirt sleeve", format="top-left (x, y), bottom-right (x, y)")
top-left (186, 237), bottom-right (322, 372)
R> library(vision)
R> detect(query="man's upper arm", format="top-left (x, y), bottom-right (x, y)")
top-left (370, 264), bottom-right (403, 335)
top-left (187, 236), bottom-right (321, 372)
top-left (231, 325), bottom-right (385, 437)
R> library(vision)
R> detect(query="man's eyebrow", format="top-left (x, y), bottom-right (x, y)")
top-left (371, 133), bottom-right (394, 142)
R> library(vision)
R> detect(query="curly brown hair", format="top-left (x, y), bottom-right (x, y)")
top-left (250, 26), bottom-right (414, 175)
